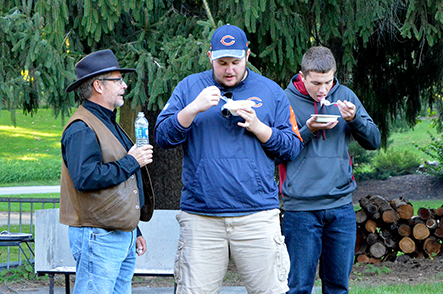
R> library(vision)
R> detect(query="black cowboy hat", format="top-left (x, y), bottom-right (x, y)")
top-left (66, 49), bottom-right (136, 92)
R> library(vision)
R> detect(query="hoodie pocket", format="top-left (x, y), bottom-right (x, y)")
top-left (284, 157), bottom-right (353, 198)
top-left (191, 158), bottom-right (266, 204)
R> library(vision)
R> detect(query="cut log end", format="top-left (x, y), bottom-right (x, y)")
top-left (399, 237), bottom-right (416, 254)
top-left (413, 223), bottom-right (430, 240)
top-left (423, 237), bottom-right (441, 257)
top-left (398, 223), bottom-right (412, 237)
top-left (365, 219), bottom-right (378, 234)
top-left (397, 205), bottom-right (414, 220)
top-left (382, 210), bottom-right (399, 223)
top-left (369, 241), bottom-right (387, 259)
top-left (356, 254), bottom-right (381, 264)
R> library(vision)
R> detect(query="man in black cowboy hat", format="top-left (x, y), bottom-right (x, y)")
top-left (60, 49), bottom-right (155, 293)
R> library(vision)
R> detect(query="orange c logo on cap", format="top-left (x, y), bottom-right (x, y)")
top-left (221, 35), bottom-right (235, 46)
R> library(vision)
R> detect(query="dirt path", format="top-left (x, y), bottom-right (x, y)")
top-left (353, 174), bottom-right (443, 203)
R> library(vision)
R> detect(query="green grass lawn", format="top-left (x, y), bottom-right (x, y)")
top-left (354, 199), bottom-right (443, 214)
top-left (388, 119), bottom-right (440, 161)
top-left (0, 108), bottom-right (66, 186)
top-left (349, 283), bottom-right (443, 294)
top-left (0, 108), bottom-right (65, 160)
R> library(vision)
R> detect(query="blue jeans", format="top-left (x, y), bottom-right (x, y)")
top-left (68, 226), bottom-right (137, 294)
top-left (282, 204), bottom-right (356, 294)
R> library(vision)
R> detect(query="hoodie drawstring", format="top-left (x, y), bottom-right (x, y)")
top-left (314, 102), bottom-right (326, 140)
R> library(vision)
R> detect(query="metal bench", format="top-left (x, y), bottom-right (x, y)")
top-left (35, 208), bottom-right (179, 294)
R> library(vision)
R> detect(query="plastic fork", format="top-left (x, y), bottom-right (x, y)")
top-left (321, 100), bottom-right (337, 107)
top-left (220, 95), bottom-right (232, 103)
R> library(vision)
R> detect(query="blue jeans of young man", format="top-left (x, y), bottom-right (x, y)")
top-left (282, 203), bottom-right (356, 294)
top-left (69, 226), bottom-right (137, 294)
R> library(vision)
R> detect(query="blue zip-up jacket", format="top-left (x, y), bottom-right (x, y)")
top-left (155, 69), bottom-right (303, 214)
top-left (281, 74), bottom-right (381, 211)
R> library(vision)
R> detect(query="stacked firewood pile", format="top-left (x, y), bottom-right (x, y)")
top-left (355, 194), bottom-right (443, 263)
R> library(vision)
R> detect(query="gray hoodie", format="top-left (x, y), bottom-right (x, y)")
top-left (280, 74), bottom-right (381, 211)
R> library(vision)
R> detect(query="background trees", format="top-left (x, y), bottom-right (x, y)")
top-left (2, 0), bottom-right (443, 207)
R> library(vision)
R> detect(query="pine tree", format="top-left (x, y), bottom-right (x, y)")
top-left (2, 0), bottom-right (443, 208)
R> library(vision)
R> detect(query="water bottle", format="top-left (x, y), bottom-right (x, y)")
top-left (135, 112), bottom-right (149, 147)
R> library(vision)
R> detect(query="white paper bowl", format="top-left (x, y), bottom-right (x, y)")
top-left (311, 114), bottom-right (340, 123)
top-left (224, 100), bottom-right (256, 116)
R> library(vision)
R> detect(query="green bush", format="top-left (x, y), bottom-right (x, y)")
top-left (349, 140), bottom-right (377, 166)
top-left (372, 147), bottom-right (421, 180)
top-left (415, 132), bottom-right (443, 177)
top-left (353, 163), bottom-right (376, 181)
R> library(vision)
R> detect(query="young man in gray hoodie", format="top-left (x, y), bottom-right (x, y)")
top-left (280, 46), bottom-right (381, 294)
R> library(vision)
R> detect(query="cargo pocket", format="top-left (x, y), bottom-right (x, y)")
top-left (174, 240), bottom-right (185, 284)
top-left (274, 235), bottom-right (290, 282)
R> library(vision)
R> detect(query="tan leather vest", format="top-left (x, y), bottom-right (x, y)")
top-left (59, 105), bottom-right (155, 231)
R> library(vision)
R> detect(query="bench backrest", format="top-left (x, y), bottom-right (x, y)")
top-left (35, 208), bottom-right (180, 274)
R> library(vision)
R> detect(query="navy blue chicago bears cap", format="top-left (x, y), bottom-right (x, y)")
top-left (210, 24), bottom-right (248, 61)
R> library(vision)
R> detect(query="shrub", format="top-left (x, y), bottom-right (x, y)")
top-left (349, 140), bottom-right (377, 167)
top-left (415, 132), bottom-right (443, 177)
top-left (372, 147), bottom-right (421, 180)
top-left (353, 163), bottom-right (376, 181)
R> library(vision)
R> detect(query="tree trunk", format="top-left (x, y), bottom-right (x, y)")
top-left (119, 102), bottom-right (139, 142)
top-left (119, 106), bottom-right (183, 210)
top-left (145, 109), bottom-right (183, 210)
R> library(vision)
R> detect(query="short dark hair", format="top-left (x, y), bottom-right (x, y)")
top-left (76, 72), bottom-right (112, 101)
top-left (301, 46), bottom-right (336, 77)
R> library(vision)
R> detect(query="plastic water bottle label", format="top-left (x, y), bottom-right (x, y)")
top-left (135, 127), bottom-right (148, 138)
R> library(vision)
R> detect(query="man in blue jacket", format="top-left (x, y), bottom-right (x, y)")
top-left (155, 24), bottom-right (303, 293)
top-left (280, 46), bottom-right (381, 294)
